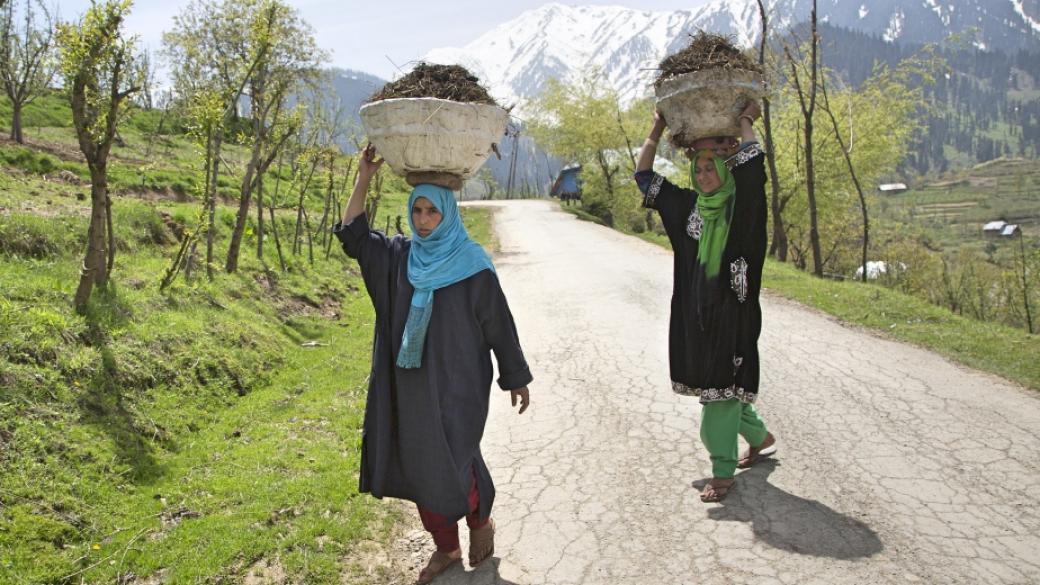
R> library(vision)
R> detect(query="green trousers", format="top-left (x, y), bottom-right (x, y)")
top-left (700, 399), bottom-right (769, 479)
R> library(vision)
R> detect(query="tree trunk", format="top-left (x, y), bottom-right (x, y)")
top-left (256, 171), bottom-right (265, 261)
top-left (317, 154), bottom-right (334, 248)
top-left (820, 78), bottom-right (869, 282)
top-left (804, 121), bottom-right (823, 276)
top-left (206, 133), bottom-right (221, 281)
top-left (324, 194), bottom-right (340, 260)
top-left (225, 138), bottom-right (262, 273)
top-left (105, 193), bottom-right (115, 273)
top-left (10, 102), bottom-right (23, 144)
top-left (765, 102), bottom-right (789, 261)
top-left (785, 2), bottom-right (823, 276)
top-left (73, 164), bottom-right (110, 312)
top-left (302, 205), bottom-right (314, 265)
top-left (806, 1), bottom-right (823, 276)
top-left (1020, 234), bottom-right (1034, 334)
top-left (185, 241), bottom-right (197, 280)
top-left (269, 206), bottom-right (286, 272)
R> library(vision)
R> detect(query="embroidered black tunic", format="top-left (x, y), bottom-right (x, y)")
top-left (334, 213), bottom-right (533, 519)
top-left (635, 142), bottom-right (768, 403)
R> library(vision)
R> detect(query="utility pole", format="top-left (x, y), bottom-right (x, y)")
top-left (506, 127), bottom-right (520, 199)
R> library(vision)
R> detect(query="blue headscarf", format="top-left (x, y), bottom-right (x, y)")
top-left (397, 184), bottom-right (496, 368)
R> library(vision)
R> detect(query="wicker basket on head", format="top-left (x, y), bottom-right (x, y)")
top-left (653, 33), bottom-right (766, 147)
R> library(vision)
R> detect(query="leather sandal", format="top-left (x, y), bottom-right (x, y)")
top-left (738, 433), bottom-right (777, 469)
top-left (700, 478), bottom-right (735, 503)
top-left (416, 550), bottom-right (461, 584)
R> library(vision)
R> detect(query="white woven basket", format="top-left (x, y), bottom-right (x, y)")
top-left (655, 68), bottom-right (767, 146)
top-left (359, 97), bottom-right (508, 181)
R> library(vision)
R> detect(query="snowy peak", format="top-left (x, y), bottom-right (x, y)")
top-left (421, 1), bottom-right (1039, 110)
top-left (425, 3), bottom-right (699, 107)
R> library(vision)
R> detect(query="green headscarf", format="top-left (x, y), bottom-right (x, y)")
top-left (690, 150), bottom-right (736, 280)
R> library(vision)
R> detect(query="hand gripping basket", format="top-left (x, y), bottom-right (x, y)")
top-left (359, 97), bottom-right (509, 189)
top-left (655, 68), bottom-right (767, 147)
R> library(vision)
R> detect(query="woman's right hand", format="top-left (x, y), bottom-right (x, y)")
top-left (653, 109), bottom-right (667, 130)
top-left (358, 143), bottom-right (384, 178)
top-left (649, 110), bottom-right (667, 142)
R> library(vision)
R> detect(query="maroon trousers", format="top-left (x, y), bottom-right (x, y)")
top-left (416, 470), bottom-right (489, 552)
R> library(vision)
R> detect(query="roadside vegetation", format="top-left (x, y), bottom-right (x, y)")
top-left (0, 0), bottom-right (496, 581)
top-left (1, 155), bottom-right (493, 582)
top-left (538, 7), bottom-right (1037, 375)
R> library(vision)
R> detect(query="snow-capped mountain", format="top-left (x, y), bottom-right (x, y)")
top-left (422, 0), bottom-right (1040, 110)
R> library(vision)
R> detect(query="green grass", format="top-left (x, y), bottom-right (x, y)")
top-left (761, 260), bottom-right (1040, 390)
top-left (0, 161), bottom-right (496, 582)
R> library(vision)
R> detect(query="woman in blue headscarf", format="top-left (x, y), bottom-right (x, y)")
top-left (334, 145), bottom-right (532, 584)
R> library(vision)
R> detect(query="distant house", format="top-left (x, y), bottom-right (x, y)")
top-left (983, 220), bottom-right (1008, 237)
top-left (550, 164), bottom-right (582, 204)
top-left (854, 260), bottom-right (906, 280)
top-left (878, 183), bottom-right (908, 194)
top-left (1001, 224), bottom-right (1021, 238)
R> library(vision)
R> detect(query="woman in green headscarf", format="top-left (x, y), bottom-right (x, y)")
top-left (634, 101), bottom-right (776, 503)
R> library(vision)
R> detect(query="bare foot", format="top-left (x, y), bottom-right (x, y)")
top-left (468, 518), bottom-right (495, 567)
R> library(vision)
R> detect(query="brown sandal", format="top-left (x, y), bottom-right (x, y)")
top-left (700, 478), bottom-right (735, 503)
top-left (468, 518), bottom-right (495, 567)
top-left (738, 433), bottom-right (776, 469)
top-left (416, 550), bottom-right (461, 584)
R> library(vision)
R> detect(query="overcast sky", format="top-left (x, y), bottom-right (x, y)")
top-left (54, 0), bottom-right (714, 80)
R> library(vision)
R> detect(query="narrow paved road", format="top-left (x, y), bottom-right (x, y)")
top-left (428, 200), bottom-right (1040, 585)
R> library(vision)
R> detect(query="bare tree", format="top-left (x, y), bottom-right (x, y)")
top-left (223, 0), bottom-right (325, 273)
top-left (784, 0), bottom-right (823, 276)
top-left (0, 0), bottom-right (56, 143)
top-left (819, 73), bottom-right (871, 282)
top-left (756, 0), bottom-right (789, 261)
top-left (136, 46), bottom-right (155, 109)
top-left (57, 0), bottom-right (140, 312)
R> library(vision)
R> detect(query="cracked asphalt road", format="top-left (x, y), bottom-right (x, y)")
top-left (414, 200), bottom-right (1040, 585)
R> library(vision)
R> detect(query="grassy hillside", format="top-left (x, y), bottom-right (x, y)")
top-left (881, 157), bottom-right (1040, 255)
top-left (0, 96), bottom-right (494, 582)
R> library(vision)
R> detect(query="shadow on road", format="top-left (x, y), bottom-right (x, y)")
top-left (697, 460), bottom-right (883, 560)
top-left (436, 557), bottom-right (523, 585)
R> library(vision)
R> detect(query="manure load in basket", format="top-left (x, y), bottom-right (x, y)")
top-left (360, 63), bottom-right (508, 191)
top-left (654, 32), bottom-right (767, 148)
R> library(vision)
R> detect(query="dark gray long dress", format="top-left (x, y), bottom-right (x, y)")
top-left (334, 213), bottom-right (532, 520)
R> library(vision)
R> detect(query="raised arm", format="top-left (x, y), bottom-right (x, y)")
top-left (343, 144), bottom-right (385, 225)
top-left (737, 100), bottom-right (761, 144)
top-left (636, 110), bottom-right (668, 173)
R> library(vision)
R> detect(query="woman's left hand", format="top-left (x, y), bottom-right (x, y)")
top-left (509, 387), bottom-right (530, 414)
top-left (740, 100), bottom-right (762, 122)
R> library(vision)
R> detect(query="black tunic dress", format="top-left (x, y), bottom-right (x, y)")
top-left (635, 142), bottom-right (768, 404)
top-left (334, 213), bottom-right (533, 519)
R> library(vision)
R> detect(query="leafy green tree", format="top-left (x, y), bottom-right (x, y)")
top-left (529, 73), bottom-right (647, 229)
top-left (770, 51), bottom-right (926, 276)
top-left (164, 0), bottom-right (325, 274)
top-left (57, 0), bottom-right (141, 313)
